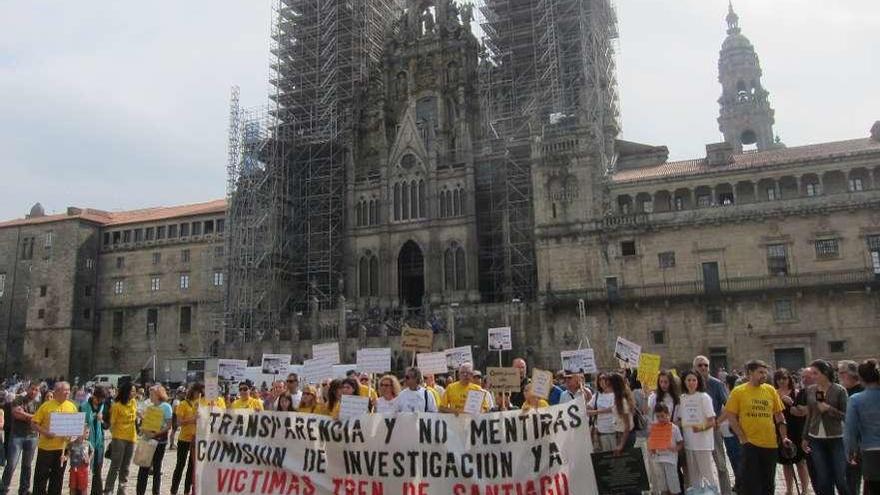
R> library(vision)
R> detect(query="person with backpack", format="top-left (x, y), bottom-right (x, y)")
top-left (394, 367), bottom-right (438, 413)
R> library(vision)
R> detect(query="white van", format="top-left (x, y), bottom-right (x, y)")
top-left (87, 374), bottom-right (132, 388)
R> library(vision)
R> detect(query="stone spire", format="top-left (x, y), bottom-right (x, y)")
top-left (717, 2), bottom-right (779, 152)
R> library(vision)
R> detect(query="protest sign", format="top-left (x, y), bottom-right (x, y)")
top-left (463, 390), bottom-right (487, 415)
top-left (141, 406), bottom-right (166, 433)
top-left (195, 397), bottom-right (596, 495)
top-left (338, 395), bottom-right (370, 421)
top-left (487, 326), bottom-right (512, 351)
top-left (49, 412), bottom-right (85, 437)
top-left (561, 349), bottom-right (597, 374)
top-left (218, 359), bottom-right (248, 382)
top-left (204, 359), bottom-right (220, 400)
top-left (591, 449), bottom-right (650, 495)
top-left (486, 367), bottom-right (521, 393)
top-left (312, 343), bottom-right (340, 365)
top-left (638, 353), bottom-right (661, 390)
top-left (401, 326), bottom-right (433, 353)
top-left (444, 346), bottom-right (474, 370)
top-left (647, 422), bottom-right (674, 451)
top-left (303, 357), bottom-right (334, 385)
top-left (417, 352), bottom-right (448, 376)
top-left (356, 348), bottom-right (391, 374)
top-left (261, 354), bottom-right (291, 375)
top-left (614, 337), bottom-right (641, 367)
top-left (531, 369), bottom-right (554, 399)
top-left (679, 394), bottom-right (706, 427)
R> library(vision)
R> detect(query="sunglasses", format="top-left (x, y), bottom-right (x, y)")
top-left (697, 364), bottom-right (709, 368)
top-left (287, 379), bottom-right (298, 383)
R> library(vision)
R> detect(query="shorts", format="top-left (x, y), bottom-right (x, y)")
top-left (69, 465), bottom-right (89, 491)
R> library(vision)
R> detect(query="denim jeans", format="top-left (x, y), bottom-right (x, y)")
top-left (809, 437), bottom-right (849, 495)
top-left (723, 435), bottom-right (742, 482)
top-left (0, 435), bottom-right (38, 495)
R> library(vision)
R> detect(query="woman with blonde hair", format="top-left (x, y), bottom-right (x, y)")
top-left (376, 376), bottom-right (401, 414)
top-left (135, 386), bottom-right (172, 495)
top-left (521, 385), bottom-right (549, 412)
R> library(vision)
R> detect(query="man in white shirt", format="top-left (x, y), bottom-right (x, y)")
top-left (395, 367), bottom-right (438, 413)
top-left (559, 373), bottom-right (593, 404)
top-left (272, 373), bottom-right (302, 410)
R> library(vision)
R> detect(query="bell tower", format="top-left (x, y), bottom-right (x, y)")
top-left (717, 2), bottom-right (779, 152)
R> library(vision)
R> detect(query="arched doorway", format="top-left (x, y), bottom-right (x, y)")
top-left (398, 240), bottom-right (425, 308)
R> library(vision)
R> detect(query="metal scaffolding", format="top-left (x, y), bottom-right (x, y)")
top-left (475, 0), bottom-right (619, 302)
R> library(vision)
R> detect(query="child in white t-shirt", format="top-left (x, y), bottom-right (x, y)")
top-left (648, 403), bottom-right (684, 494)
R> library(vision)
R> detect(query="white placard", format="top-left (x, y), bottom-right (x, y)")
top-left (303, 357), bottom-right (334, 385)
top-left (312, 343), bottom-right (341, 364)
top-left (49, 412), bottom-right (85, 437)
top-left (417, 352), bottom-right (449, 376)
top-left (375, 399), bottom-right (396, 415)
top-left (333, 365), bottom-right (356, 379)
top-left (561, 348), bottom-right (597, 374)
top-left (260, 354), bottom-right (291, 375)
top-left (339, 395), bottom-right (371, 421)
top-left (204, 359), bottom-right (219, 400)
top-left (444, 346), bottom-right (474, 370)
top-left (463, 390), bottom-right (486, 415)
top-left (218, 359), bottom-right (248, 382)
top-left (531, 369), bottom-right (554, 399)
top-left (614, 336), bottom-right (642, 366)
top-left (356, 348), bottom-right (391, 374)
top-left (680, 394), bottom-right (705, 427)
top-left (487, 326), bottom-right (513, 351)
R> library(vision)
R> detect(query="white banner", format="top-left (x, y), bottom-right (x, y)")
top-left (195, 397), bottom-right (595, 495)
top-left (356, 348), bottom-right (391, 374)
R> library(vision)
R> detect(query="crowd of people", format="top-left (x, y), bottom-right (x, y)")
top-left (0, 355), bottom-right (877, 495)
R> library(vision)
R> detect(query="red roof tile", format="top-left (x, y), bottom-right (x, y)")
top-left (612, 138), bottom-right (880, 184)
top-left (0, 199), bottom-right (226, 229)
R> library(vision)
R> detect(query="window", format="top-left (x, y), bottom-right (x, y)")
top-left (213, 271), bottom-right (224, 286)
top-left (21, 237), bottom-right (34, 260)
top-left (44, 231), bottom-right (54, 248)
top-left (152, 252), bottom-right (161, 264)
top-left (191, 222), bottom-right (201, 236)
top-left (85, 258), bottom-right (95, 269)
top-left (134, 229), bottom-right (143, 242)
top-left (706, 305), bottom-right (724, 324)
top-left (157, 226), bottom-right (166, 239)
top-left (767, 187), bottom-right (777, 201)
top-left (358, 254), bottom-right (379, 297)
top-left (113, 279), bottom-right (124, 295)
top-left (113, 310), bottom-right (124, 336)
top-left (214, 246), bottom-right (225, 258)
top-left (181, 249), bottom-right (190, 263)
top-left (116, 256), bottom-right (125, 269)
top-left (145, 227), bottom-right (155, 241)
top-left (828, 340), bottom-right (846, 353)
top-left (767, 244), bottom-right (788, 276)
top-left (719, 192), bottom-right (734, 206)
top-left (112, 231), bottom-right (121, 245)
top-left (179, 306), bottom-right (192, 333)
top-left (84, 285), bottom-right (93, 297)
top-left (168, 224), bottom-right (178, 238)
top-left (401, 182), bottom-right (409, 220)
top-left (0, 273), bottom-right (5, 298)
top-left (204, 220), bottom-right (214, 234)
top-left (216, 219), bottom-right (225, 233)
top-left (774, 299), bottom-right (794, 321)
top-left (868, 235), bottom-right (880, 275)
top-left (641, 200), bottom-right (653, 213)
top-left (849, 178), bottom-right (864, 192)
top-left (605, 277), bottom-right (619, 301)
top-left (620, 241), bottom-right (637, 257)
top-left (44, 348), bottom-right (49, 358)
top-left (806, 182), bottom-right (821, 197)
top-left (150, 277), bottom-right (161, 292)
top-left (444, 244), bottom-right (467, 291)
top-left (103, 232), bottom-right (111, 246)
top-left (39, 285), bottom-right (47, 297)
top-left (147, 308), bottom-right (158, 335)
top-left (179, 274), bottom-right (190, 290)
top-left (180, 223), bottom-right (190, 237)
top-left (674, 197), bottom-right (685, 211)
top-left (697, 195), bottom-right (712, 207)
top-left (814, 239), bottom-right (839, 259)
top-left (37, 309), bottom-right (45, 319)
top-left (122, 230), bottom-right (131, 243)
top-left (83, 308), bottom-right (91, 320)
top-left (651, 330), bottom-right (666, 345)
top-left (658, 251), bottom-right (676, 268)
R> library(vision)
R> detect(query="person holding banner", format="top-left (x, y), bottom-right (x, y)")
top-left (30, 381), bottom-right (78, 495)
top-left (648, 403), bottom-right (684, 495)
top-left (294, 387), bottom-right (322, 414)
top-left (230, 384), bottom-right (263, 411)
top-left (677, 370), bottom-right (719, 492)
top-left (395, 367), bottom-right (438, 413)
top-left (439, 363), bottom-right (488, 414)
top-left (134, 386), bottom-right (172, 495)
top-left (325, 378), bottom-right (363, 419)
top-left (104, 382), bottom-right (137, 495)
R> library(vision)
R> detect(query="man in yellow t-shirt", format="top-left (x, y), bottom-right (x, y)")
top-left (723, 359), bottom-right (791, 495)
top-left (31, 381), bottom-right (79, 495)
top-left (230, 385), bottom-right (264, 411)
top-left (440, 363), bottom-right (489, 413)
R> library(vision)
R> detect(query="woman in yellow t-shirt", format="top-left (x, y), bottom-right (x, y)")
top-left (170, 383), bottom-right (206, 495)
top-left (296, 386), bottom-right (326, 414)
top-left (105, 382), bottom-right (138, 495)
top-left (521, 385), bottom-right (550, 412)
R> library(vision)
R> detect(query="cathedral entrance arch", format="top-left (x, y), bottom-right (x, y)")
top-left (398, 240), bottom-right (425, 308)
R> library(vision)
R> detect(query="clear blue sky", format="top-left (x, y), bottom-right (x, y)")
top-left (1, 1), bottom-right (877, 220)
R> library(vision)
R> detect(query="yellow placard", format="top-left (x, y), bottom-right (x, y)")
top-left (141, 406), bottom-right (165, 433)
top-left (638, 353), bottom-right (662, 390)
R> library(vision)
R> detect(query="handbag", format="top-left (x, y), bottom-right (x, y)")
top-left (133, 438), bottom-right (158, 467)
top-left (684, 479), bottom-right (720, 495)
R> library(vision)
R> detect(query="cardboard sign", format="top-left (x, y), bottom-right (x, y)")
top-left (647, 422), bottom-right (674, 451)
top-left (463, 390), bottom-right (486, 415)
top-left (638, 353), bottom-right (662, 390)
top-left (356, 348), bottom-right (391, 374)
top-left (417, 352), bottom-right (448, 376)
top-left (49, 412), bottom-right (85, 437)
top-left (486, 367), bottom-right (521, 393)
top-left (531, 369), bottom-right (554, 400)
top-left (141, 406), bottom-right (166, 433)
top-left (260, 354), bottom-right (291, 375)
top-left (561, 349), bottom-right (597, 374)
top-left (338, 395), bottom-right (371, 421)
top-left (401, 327), bottom-right (433, 353)
top-left (487, 326), bottom-right (512, 351)
top-left (444, 346), bottom-right (474, 370)
top-left (303, 357), bottom-right (334, 385)
top-left (312, 343), bottom-right (340, 365)
top-left (218, 359), bottom-right (248, 382)
top-left (614, 336), bottom-right (642, 367)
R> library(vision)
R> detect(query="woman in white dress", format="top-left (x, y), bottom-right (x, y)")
top-left (677, 369), bottom-right (718, 491)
